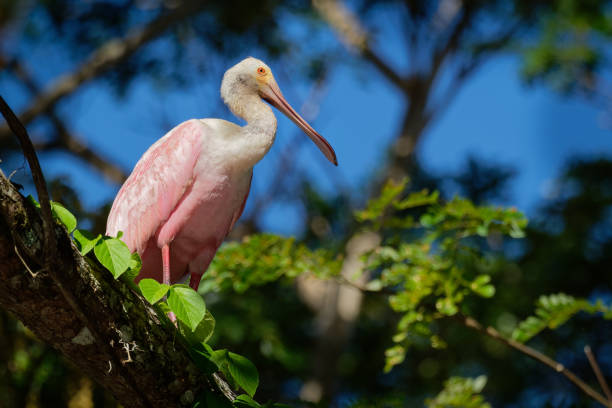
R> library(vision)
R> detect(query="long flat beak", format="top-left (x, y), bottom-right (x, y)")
top-left (260, 82), bottom-right (338, 166)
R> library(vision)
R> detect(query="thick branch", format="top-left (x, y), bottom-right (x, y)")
top-left (0, 170), bottom-right (231, 407)
top-left (0, 0), bottom-right (206, 139)
top-left (457, 314), bottom-right (611, 407)
top-left (312, 0), bottom-right (407, 90)
top-left (0, 95), bottom-right (233, 406)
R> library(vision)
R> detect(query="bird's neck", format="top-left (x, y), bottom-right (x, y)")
top-left (232, 95), bottom-right (277, 171)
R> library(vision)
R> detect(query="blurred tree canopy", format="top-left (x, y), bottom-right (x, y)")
top-left (1, 0), bottom-right (612, 407)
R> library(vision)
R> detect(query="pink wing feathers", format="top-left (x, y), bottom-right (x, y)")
top-left (106, 120), bottom-right (205, 254)
top-left (228, 172), bottom-right (252, 232)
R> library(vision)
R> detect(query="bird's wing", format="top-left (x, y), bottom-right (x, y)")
top-left (228, 171), bottom-right (253, 233)
top-left (106, 119), bottom-right (206, 254)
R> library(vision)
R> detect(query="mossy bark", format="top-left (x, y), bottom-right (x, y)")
top-left (0, 170), bottom-right (222, 407)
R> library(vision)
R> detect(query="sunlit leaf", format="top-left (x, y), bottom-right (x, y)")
top-left (73, 229), bottom-right (101, 255)
top-left (138, 279), bottom-right (170, 304)
top-left (167, 285), bottom-right (206, 332)
top-left (94, 237), bottom-right (132, 278)
top-left (50, 201), bottom-right (76, 232)
top-left (426, 376), bottom-right (491, 408)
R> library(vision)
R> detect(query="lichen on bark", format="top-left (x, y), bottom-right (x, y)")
top-left (0, 169), bottom-right (229, 407)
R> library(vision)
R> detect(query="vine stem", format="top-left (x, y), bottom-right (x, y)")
top-left (456, 314), bottom-right (611, 407)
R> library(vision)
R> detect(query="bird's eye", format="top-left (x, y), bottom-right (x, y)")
top-left (257, 67), bottom-right (266, 75)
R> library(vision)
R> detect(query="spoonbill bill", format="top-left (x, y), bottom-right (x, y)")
top-left (106, 57), bottom-right (337, 292)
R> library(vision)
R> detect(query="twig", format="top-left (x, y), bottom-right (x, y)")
top-left (13, 245), bottom-right (40, 278)
top-left (457, 314), bottom-right (611, 407)
top-left (212, 373), bottom-right (237, 401)
top-left (0, 95), bottom-right (56, 262)
top-left (585, 345), bottom-right (612, 402)
top-left (0, 0), bottom-right (206, 139)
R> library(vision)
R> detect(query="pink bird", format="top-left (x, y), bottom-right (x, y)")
top-left (106, 57), bottom-right (337, 292)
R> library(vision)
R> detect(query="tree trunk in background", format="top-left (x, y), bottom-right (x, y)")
top-left (297, 232), bottom-right (381, 401)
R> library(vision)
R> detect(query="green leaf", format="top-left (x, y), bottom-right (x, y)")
top-left (354, 178), bottom-right (408, 223)
top-left (27, 195), bottom-right (40, 208)
top-left (138, 279), bottom-right (170, 304)
top-left (94, 237), bottom-right (133, 278)
top-left (50, 201), bottom-right (76, 232)
top-left (436, 298), bottom-right (458, 316)
top-left (384, 344), bottom-right (406, 373)
top-left (426, 376), bottom-right (491, 408)
top-left (233, 395), bottom-right (261, 408)
top-left (473, 284), bottom-right (496, 298)
top-left (510, 293), bottom-right (609, 343)
top-left (123, 252), bottom-right (142, 281)
top-left (189, 343), bottom-right (221, 375)
top-left (180, 309), bottom-right (216, 345)
top-left (167, 285), bottom-right (206, 332)
top-left (227, 352), bottom-right (259, 397)
top-left (73, 229), bottom-right (101, 255)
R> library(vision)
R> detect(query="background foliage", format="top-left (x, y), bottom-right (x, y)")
top-left (1, 0), bottom-right (612, 407)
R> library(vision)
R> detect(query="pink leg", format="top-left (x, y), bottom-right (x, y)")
top-left (162, 244), bottom-right (171, 286)
top-left (161, 244), bottom-right (176, 323)
top-left (189, 272), bottom-right (203, 292)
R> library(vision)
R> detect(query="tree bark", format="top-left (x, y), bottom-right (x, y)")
top-left (0, 170), bottom-right (226, 407)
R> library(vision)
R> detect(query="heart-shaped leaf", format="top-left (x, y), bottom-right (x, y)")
top-left (180, 309), bottom-right (216, 345)
top-left (138, 279), bottom-right (170, 304)
top-left (51, 201), bottom-right (77, 233)
top-left (94, 237), bottom-right (132, 278)
top-left (227, 352), bottom-right (259, 397)
top-left (167, 285), bottom-right (206, 331)
top-left (73, 229), bottom-right (101, 255)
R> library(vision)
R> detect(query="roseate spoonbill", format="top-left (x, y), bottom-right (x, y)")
top-left (106, 57), bottom-right (337, 292)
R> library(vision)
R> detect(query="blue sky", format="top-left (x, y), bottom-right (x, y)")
top-left (2, 8), bottom-right (612, 236)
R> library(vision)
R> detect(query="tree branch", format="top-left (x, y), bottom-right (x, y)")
top-left (0, 170), bottom-right (233, 407)
top-left (457, 314), bottom-right (612, 408)
top-left (6, 57), bottom-right (128, 183)
top-left (585, 345), bottom-right (612, 402)
top-left (0, 96), bottom-right (234, 406)
top-left (312, 0), bottom-right (407, 91)
top-left (0, 0), bottom-right (207, 140)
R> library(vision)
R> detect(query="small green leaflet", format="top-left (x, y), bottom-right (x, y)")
top-left (167, 285), bottom-right (206, 332)
top-left (50, 201), bottom-right (77, 232)
top-left (73, 229), bottom-right (101, 255)
top-left (122, 253), bottom-right (142, 281)
top-left (94, 237), bottom-right (132, 279)
top-left (227, 352), bottom-right (259, 398)
top-left (470, 275), bottom-right (496, 298)
top-left (26, 195), bottom-right (40, 208)
top-left (138, 279), bottom-right (170, 304)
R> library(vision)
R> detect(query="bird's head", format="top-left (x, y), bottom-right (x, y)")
top-left (221, 57), bottom-right (337, 166)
